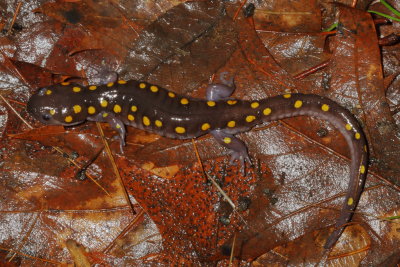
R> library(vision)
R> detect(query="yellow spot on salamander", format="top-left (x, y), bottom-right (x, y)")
top-left (150, 85), bottom-right (159, 93)
top-left (321, 104), bottom-right (329, 112)
top-left (103, 113), bottom-right (108, 118)
top-left (49, 109), bottom-right (56, 115)
top-left (73, 105), bottom-right (82, 113)
top-left (100, 100), bottom-right (108, 107)
top-left (127, 114), bottom-right (134, 121)
top-left (65, 116), bottom-right (73, 123)
top-left (175, 126), bottom-right (186, 134)
top-left (131, 105), bottom-right (137, 112)
top-left (251, 102), bottom-right (259, 108)
top-left (139, 83), bottom-right (146, 89)
top-left (118, 80), bottom-right (127, 84)
top-left (294, 100), bottom-right (303, 108)
top-left (227, 121), bottom-right (236, 127)
top-left (89, 85), bottom-right (97, 90)
top-left (143, 116), bottom-right (150, 126)
top-left (107, 82), bottom-right (114, 87)
top-left (246, 115), bottom-right (256, 122)
top-left (283, 94), bottom-right (291, 98)
top-left (227, 100), bottom-right (237, 105)
top-left (355, 132), bottom-right (361, 140)
top-left (116, 124), bottom-right (121, 129)
top-left (223, 137), bottom-right (231, 144)
top-left (345, 124), bottom-right (352, 131)
top-left (88, 106), bottom-right (96, 114)
top-left (46, 89), bottom-right (52, 95)
top-left (360, 165), bottom-right (365, 174)
top-left (207, 101), bottom-right (216, 107)
top-left (72, 86), bottom-right (81, 93)
top-left (155, 120), bottom-right (162, 127)
top-left (113, 104), bottom-right (122, 113)
top-left (181, 98), bottom-right (189, 105)
top-left (61, 82), bottom-right (70, 86)
top-left (168, 92), bottom-right (175, 98)
top-left (347, 197), bottom-right (354, 206)
top-left (263, 108), bottom-right (272, 115)
top-left (201, 123), bottom-right (210, 131)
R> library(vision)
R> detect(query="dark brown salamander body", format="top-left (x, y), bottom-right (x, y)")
top-left (27, 77), bottom-right (368, 249)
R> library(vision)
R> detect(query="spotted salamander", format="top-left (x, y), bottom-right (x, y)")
top-left (27, 75), bottom-right (368, 249)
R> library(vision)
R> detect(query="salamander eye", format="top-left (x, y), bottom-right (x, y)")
top-left (42, 114), bottom-right (51, 121)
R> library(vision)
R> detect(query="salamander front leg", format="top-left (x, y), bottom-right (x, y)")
top-left (211, 129), bottom-right (251, 174)
top-left (206, 72), bottom-right (236, 101)
top-left (88, 112), bottom-right (126, 152)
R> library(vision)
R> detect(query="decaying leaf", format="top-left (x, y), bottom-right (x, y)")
top-left (0, 0), bottom-right (399, 266)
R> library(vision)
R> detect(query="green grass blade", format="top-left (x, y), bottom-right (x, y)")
top-left (322, 22), bottom-right (338, 32)
top-left (380, 0), bottom-right (400, 18)
top-left (368, 10), bottom-right (400, 22)
top-left (383, 215), bottom-right (400, 220)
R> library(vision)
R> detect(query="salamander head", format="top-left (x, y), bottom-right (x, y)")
top-left (27, 86), bottom-right (87, 126)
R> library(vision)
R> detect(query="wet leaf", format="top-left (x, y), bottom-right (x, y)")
top-left (1, 0), bottom-right (400, 266)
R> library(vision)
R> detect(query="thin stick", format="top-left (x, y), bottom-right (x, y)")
top-left (190, 139), bottom-right (250, 227)
top-left (229, 233), bottom-right (237, 266)
top-left (233, 0), bottom-right (248, 21)
top-left (0, 94), bottom-right (32, 129)
top-left (191, 139), bottom-right (236, 209)
top-left (7, 1), bottom-right (22, 35)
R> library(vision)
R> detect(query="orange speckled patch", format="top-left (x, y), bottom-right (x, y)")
top-left (117, 154), bottom-right (258, 260)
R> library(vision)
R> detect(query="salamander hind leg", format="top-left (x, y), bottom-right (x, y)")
top-left (211, 129), bottom-right (252, 174)
top-left (206, 72), bottom-right (236, 101)
top-left (88, 112), bottom-right (126, 152)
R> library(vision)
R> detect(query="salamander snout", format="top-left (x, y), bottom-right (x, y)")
top-left (27, 90), bottom-right (57, 124)
top-left (27, 87), bottom-right (86, 126)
